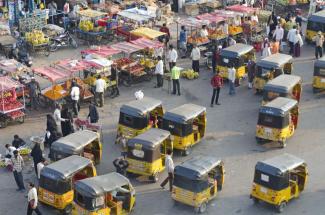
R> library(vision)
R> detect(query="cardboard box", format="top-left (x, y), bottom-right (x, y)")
top-left (185, 4), bottom-right (199, 16)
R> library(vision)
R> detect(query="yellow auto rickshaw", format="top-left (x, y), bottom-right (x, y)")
top-left (39, 155), bottom-right (97, 214)
top-left (256, 97), bottom-right (299, 147)
top-left (162, 104), bottom-right (206, 155)
top-left (50, 130), bottom-right (102, 165)
top-left (312, 56), bottom-right (325, 93)
top-left (126, 128), bottom-right (173, 182)
top-left (254, 53), bottom-right (293, 92)
top-left (262, 74), bottom-right (302, 104)
top-left (117, 97), bottom-right (164, 139)
top-left (172, 155), bottom-right (225, 213)
top-left (217, 43), bottom-right (255, 79)
top-left (250, 153), bottom-right (308, 213)
top-left (72, 172), bottom-right (136, 215)
top-left (306, 10), bottom-right (325, 43)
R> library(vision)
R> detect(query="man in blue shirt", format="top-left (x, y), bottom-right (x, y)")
top-left (179, 26), bottom-right (187, 58)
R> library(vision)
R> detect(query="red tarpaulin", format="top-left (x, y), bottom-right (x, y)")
top-left (111, 42), bottom-right (143, 55)
top-left (81, 46), bottom-right (122, 58)
top-left (0, 76), bottom-right (21, 91)
top-left (54, 59), bottom-right (92, 73)
top-left (33, 67), bottom-right (71, 82)
top-left (214, 10), bottom-right (243, 18)
top-left (226, 5), bottom-right (257, 14)
top-left (196, 13), bottom-right (225, 24)
top-left (130, 38), bottom-right (163, 49)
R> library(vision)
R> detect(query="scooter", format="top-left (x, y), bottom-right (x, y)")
top-left (49, 31), bottom-right (78, 52)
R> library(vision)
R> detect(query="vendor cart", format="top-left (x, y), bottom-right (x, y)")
top-left (0, 76), bottom-right (26, 128)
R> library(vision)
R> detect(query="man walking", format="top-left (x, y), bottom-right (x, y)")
top-left (95, 75), bottom-right (106, 107)
top-left (12, 134), bottom-right (26, 148)
top-left (154, 56), bottom-right (164, 88)
top-left (28, 77), bottom-right (41, 110)
top-left (287, 25), bottom-right (297, 55)
top-left (210, 71), bottom-right (223, 107)
top-left (313, 31), bottom-right (324, 59)
top-left (273, 24), bottom-right (284, 45)
top-left (70, 81), bottom-right (80, 117)
top-left (247, 59), bottom-right (256, 89)
top-left (171, 64), bottom-right (181, 96)
top-left (228, 64), bottom-right (236, 95)
top-left (160, 149), bottom-right (174, 192)
top-left (12, 150), bottom-right (25, 191)
top-left (179, 26), bottom-right (187, 58)
top-left (113, 157), bottom-right (129, 176)
top-left (168, 44), bottom-right (178, 71)
top-left (53, 103), bottom-right (67, 134)
top-left (190, 44), bottom-right (201, 73)
top-left (27, 182), bottom-right (42, 215)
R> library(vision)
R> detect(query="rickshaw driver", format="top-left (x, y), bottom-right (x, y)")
top-left (111, 186), bottom-right (130, 209)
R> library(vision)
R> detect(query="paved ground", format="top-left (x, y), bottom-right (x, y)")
top-left (1, 23), bottom-right (325, 215)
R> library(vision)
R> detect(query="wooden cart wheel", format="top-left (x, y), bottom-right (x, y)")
top-left (17, 116), bottom-right (25, 124)
top-left (0, 119), bottom-right (8, 128)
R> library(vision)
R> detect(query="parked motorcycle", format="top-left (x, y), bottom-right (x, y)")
top-left (9, 45), bottom-right (32, 67)
top-left (49, 31), bottom-right (78, 52)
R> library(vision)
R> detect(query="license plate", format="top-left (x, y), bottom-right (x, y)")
top-left (260, 187), bottom-right (267, 194)
top-left (321, 79), bottom-right (325, 83)
top-left (264, 128), bottom-right (272, 136)
top-left (43, 192), bottom-right (54, 203)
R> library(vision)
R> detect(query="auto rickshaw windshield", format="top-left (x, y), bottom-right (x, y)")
top-left (258, 113), bottom-right (289, 129)
top-left (127, 146), bottom-right (161, 162)
top-left (173, 174), bottom-right (209, 193)
top-left (218, 56), bottom-right (243, 68)
top-left (119, 112), bottom-right (149, 129)
top-left (39, 177), bottom-right (71, 195)
top-left (74, 191), bottom-right (105, 211)
top-left (254, 170), bottom-right (289, 191)
top-left (307, 21), bottom-right (325, 32)
top-left (162, 120), bottom-right (192, 137)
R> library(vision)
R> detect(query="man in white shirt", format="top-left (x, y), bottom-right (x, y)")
top-left (200, 25), bottom-right (209, 38)
top-left (228, 64), bottom-right (236, 95)
top-left (53, 104), bottom-right (67, 134)
top-left (37, 158), bottom-right (47, 179)
top-left (27, 182), bottom-right (42, 214)
top-left (168, 44), bottom-right (178, 71)
top-left (287, 26), bottom-right (297, 55)
top-left (160, 149), bottom-right (174, 192)
top-left (190, 44), bottom-right (201, 73)
top-left (95, 75), bottom-right (106, 107)
top-left (154, 56), bottom-right (164, 88)
top-left (273, 24), bottom-right (284, 44)
top-left (70, 81), bottom-right (80, 117)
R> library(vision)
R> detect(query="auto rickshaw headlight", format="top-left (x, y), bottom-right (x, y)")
top-left (252, 183), bottom-right (256, 191)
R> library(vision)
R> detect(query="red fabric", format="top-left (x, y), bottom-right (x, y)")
top-left (160, 27), bottom-right (170, 37)
top-left (211, 75), bottom-right (223, 88)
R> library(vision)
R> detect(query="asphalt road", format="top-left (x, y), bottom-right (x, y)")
top-left (1, 34), bottom-right (325, 215)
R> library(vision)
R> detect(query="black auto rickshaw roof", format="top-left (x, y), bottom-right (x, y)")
top-left (308, 10), bottom-right (325, 23)
top-left (256, 53), bottom-right (292, 69)
top-left (51, 130), bottom-right (98, 155)
top-left (120, 97), bottom-right (162, 117)
top-left (127, 128), bottom-right (170, 149)
top-left (163, 104), bottom-right (206, 124)
top-left (174, 155), bottom-right (222, 180)
top-left (259, 97), bottom-right (297, 117)
top-left (220, 43), bottom-right (254, 58)
top-left (75, 172), bottom-right (130, 198)
top-left (314, 56), bottom-right (325, 68)
top-left (263, 74), bottom-right (302, 94)
top-left (40, 155), bottom-right (93, 180)
top-left (255, 153), bottom-right (305, 176)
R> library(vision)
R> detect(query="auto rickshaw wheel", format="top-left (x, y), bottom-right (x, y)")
top-left (252, 197), bottom-right (259, 204)
top-left (62, 204), bottom-right (72, 215)
top-left (150, 173), bottom-right (159, 183)
top-left (195, 202), bottom-right (207, 213)
top-left (255, 137), bottom-right (264, 144)
top-left (313, 87), bottom-right (319, 94)
top-left (0, 118), bottom-right (8, 128)
top-left (279, 140), bottom-right (287, 148)
top-left (182, 148), bottom-right (191, 156)
top-left (276, 201), bottom-right (287, 213)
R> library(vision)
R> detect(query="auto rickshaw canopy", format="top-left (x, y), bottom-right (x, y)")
top-left (308, 10), bottom-right (325, 23)
top-left (174, 155), bottom-right (222, 180)
top-left (255, 153), bottom-right (305, 177)
top-left (260, 97), bottom-right (297, 117)
top-left (75, 172), bottom-right (130, 198)
top-left (51, 130), bottom-right (99, 155)
top-left (41, 155), bottom-right (93, 180)
top-left (127, 128), bottom-right (170, 150)
top-left (220, 43), bottom-right (254, 58)
top-left (263, 74), bottom-right (302, 94)
top-left (257, 53), bottom-right (292, 69)
top-left (120, 97), bottom-right (162, 117)
top-left (163, 104), bottom-right (206, 124)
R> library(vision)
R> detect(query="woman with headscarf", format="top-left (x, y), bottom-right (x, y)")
top-left (294, 30), bottom-right (303, 57)
top-left (262, 38), bottom-right (271, 57)
top-left (45, 114), bottom-right (60, 148)
top-left (30, 142), bottom-right (43, 176)
top-left (61, 106), bottom-right (74, 137)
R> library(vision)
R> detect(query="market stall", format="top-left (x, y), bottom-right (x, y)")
top-left (0, 76), bottom-right (25, 128)
top-left (81, 46), bottom-right (122, 59)
top-left (214, 10), bottom-right (244, 37)
top-left (25, 30), bottom-right (50, 56)
top-left (130, 27), bottom-right (166, 40)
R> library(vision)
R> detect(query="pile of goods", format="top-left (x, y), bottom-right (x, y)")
top-left (209, 32), bottom-right (227, 40)
top-left (229, 26), bottom-right (242, 35)
top-left (7, 110), bottom-right (25, 119)
top-left (0, 98), bottom-right (23, 112)
top-left (0, 160), bottom-right (5, 168)
top-left (187, 36), bottom-right (209, 44)
top-left (18, 147), bottom-right (31, 155)
top-left (79, 20), bottom-right (94, 32)
top-left (139, 58), bottom-right (157, 68)
top-left (251, 35), bottom-right (264, 43)
top-left (115, 58), bottom-right (136, 70)
top-left (25, 30), bottom-right (50, 45)
top-left (0, 23), bottom-right (10, 36)
top-left (126, 64), bottom-right (145, 76)
top-left (181, 69), bottom-right (199, 80)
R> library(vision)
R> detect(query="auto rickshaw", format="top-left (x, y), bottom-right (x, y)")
top-left (117, 97), bottom-right (164, 139)
top-left (217, 43), bottom-right (255, 79)
top-left (162, 104), bottom-right (206, 155)
top-left (262, 74), bottom-right (302, 104)
top-left (126, 128), bottom-right (173, 182)
top-left (256, 97), bottom-right (299, 147)
top-left (72, 172), bottom-right (136, 215)
top-left (254, 53), bottom-right (293, 92)
top-left (50, 130), bottom-right (102, 165)
top-left (312, 56), bottom-right (325, 93)
top-left (39, 155), bottom-right (97, 214)
top-left (172, 155), bottom-right (225, 213)
top-left (306, 10), bottom-right (325, 43)
top-left (250, 153), bottom-right (308, 213)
